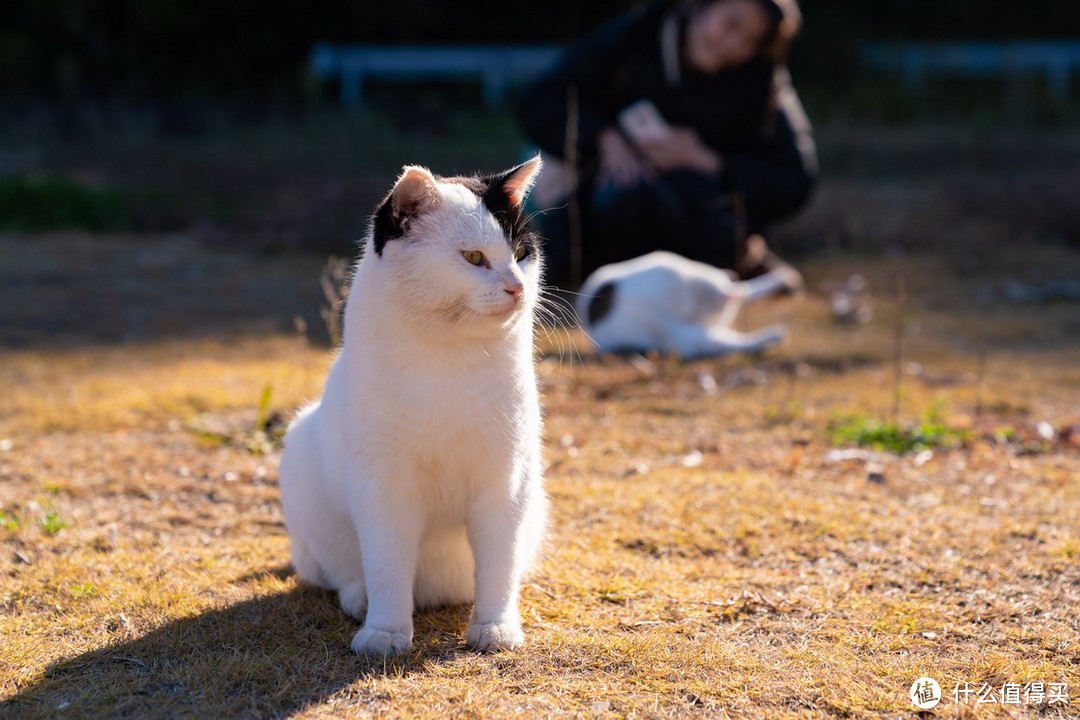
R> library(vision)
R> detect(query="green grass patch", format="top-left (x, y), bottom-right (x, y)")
top-left (70, 583), bottom-right (97, 599)
top-left (39, 510), bottom-right (69, 535)
top-left (828, 415), bottom-right (969, 454)
top-left (0, 510), bottom-right (20, 531)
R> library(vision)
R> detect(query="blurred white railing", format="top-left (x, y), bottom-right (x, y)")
top-left (310, 44), bottom-right (561, 108)
top-left (861, 41), bottom-right (1080, 102)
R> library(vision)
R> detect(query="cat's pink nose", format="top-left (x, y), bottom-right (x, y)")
top-left (505, 282), bottom-right (524, 301)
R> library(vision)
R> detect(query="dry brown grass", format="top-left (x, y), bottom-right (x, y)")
top-left (2, 248), bottom-right (1079, 719)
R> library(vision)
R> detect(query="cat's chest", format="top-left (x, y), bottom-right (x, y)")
top-left (355, 366), bottom-right (533, 500)
top-left (351, 359), bottom-right (533, 446)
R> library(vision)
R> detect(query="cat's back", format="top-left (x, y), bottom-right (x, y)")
top-left (577, 252), bottom-right (731, 332)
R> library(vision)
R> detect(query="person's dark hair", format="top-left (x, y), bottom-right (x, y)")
top-left (758, 0), bottom-right (801, 65)
top-left (689, 0), bottom-right (802, 65)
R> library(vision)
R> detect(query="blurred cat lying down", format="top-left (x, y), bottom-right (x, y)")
top-left (575, 251), bottom-right (800, 358)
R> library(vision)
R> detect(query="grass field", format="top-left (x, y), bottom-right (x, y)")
top-left (2, 113), bottom-right (1079, 718)
top-left (2, 230), bottom-right (1078, 718)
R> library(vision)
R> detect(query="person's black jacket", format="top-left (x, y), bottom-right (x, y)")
top-left (518, 0), bottom-right (817, 222)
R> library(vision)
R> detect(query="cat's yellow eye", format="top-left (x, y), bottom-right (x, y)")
top-left (513, 245), bottom-right (528, 262)
top-left (462, 250), bottom-right (485, 266)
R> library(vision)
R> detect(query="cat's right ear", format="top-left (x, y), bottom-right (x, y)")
top-left (371, 165), bottom-right (440, 256)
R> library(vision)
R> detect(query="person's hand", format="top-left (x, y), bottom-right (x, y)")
top-left (635, 127), bottom-right (722, 175)
top-left (596, 128), bottom-right (653, 188)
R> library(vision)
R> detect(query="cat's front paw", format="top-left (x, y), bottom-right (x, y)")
top-left (466, 620), bottom-right (524, 653)
top-left (351, 626), bottom-right (412, 657)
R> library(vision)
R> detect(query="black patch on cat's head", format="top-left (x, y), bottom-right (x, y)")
top-left (587, 282), bottom-right (617, 325)
top-left (371, 160), bottom-right (542, 260)
top-left (370, 192), bottom-right (403, 257)
top-left (467, 159), bottom-right (542, 262)
top-left (438, 171), bottom-right (541, 261)
top-left (370, 166), bottom-right (441, 257)
top-left (480, 173), bottom-right (540, 262)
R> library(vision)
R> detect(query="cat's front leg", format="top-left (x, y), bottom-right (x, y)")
top-left (349, 492), bottom-right (422, 657)
top-left (465, 487), bottom-right (532, 653)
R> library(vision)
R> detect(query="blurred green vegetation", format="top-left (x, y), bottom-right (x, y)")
top-left (3, 107), bottom-right (1078, 247)
top-left (828, 415), bottom-right (970, 454)
top-left (0, 176), bottom-right (180, 233)
top-left (0, 109), bottom-right (529, 243)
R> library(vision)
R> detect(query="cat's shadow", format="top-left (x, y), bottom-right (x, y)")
top-left (3, 566), bottom-right (473, 719)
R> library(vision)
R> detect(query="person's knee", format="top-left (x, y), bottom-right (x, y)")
top-left (754, 171), bottom-right (817, 223)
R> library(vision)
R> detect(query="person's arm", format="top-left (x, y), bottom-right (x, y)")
top-left (517, 2), bottom-right (669, 164)
top-left (634, 127), bottom-right (723, 175)
top-left (596, 127), bottom-right (656, 187)
top-left (720, 68), bottom-right (818, 221)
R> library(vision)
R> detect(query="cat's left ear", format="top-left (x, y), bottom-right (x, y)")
top-left (495, 155), bottom-right (543, 207)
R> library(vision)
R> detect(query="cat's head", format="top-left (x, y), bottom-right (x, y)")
top-left (365, 157), bottom-right (543, 335)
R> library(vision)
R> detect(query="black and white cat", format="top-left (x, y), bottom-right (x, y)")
top-left (576, 251), bottom-right (799, 358)
top-left (279, 158), bottom-right (548, 657)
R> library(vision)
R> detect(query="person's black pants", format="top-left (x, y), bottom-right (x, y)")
top-left (539, 170), bottom-right (748, 288)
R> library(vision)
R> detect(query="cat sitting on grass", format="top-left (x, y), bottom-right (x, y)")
top-left (575, 250), bottom-right (800, 359)
top-left (279, 158), bottom-right (547, 657)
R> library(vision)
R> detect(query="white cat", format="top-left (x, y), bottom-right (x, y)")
top-left (575, 251), bottom-right (799, 358)
top-left (279, 158), bottom-right (548, 657)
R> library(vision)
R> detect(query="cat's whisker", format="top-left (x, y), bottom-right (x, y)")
top-left (539, 292), bottom-right (596, 359)
top-left (525, 201), bottom-right (568, 227)
top-left (537, 328), bottom-right (581, 369)
top-left (540, 285), bottom-right (593, 299)
top-left (540, 292), bottom-right (579, 321)
top-left (465, 210), bottom-right (486, 237)
top-left (532, 296), bottom-right (588, 368)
